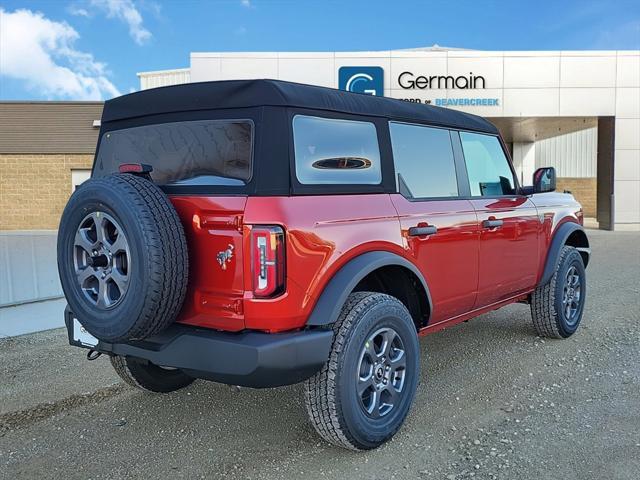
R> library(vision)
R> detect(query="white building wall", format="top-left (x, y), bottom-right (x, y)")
top-left (512, 142), bottom-right (536, 185)
top-left (613, 52), bottom-right (640, 228)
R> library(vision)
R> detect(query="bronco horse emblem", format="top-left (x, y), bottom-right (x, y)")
top-left (216, 244), bottom-right (234, 270)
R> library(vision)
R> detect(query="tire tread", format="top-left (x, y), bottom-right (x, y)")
top-left (531, 245), bottom-right (581, 339)
top-left (303, 292), bottom-right (410, 450)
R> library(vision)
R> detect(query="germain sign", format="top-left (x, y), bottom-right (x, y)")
top-left (395, 70), bottom-right (499, 107)
top-left (338, 66), bottom-right (499, 106)
top-left (398, 71), bottom-right (486, 89)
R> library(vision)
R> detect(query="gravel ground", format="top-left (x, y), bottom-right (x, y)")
top-left (1, 230), bottom-right (639, 480)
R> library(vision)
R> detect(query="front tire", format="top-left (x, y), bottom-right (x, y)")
top-left (531, 245), bottom-right (586, 338)
top-left (304, 292), bottom-right (420, 450)
top-left (110, 355), bottom-right (194, 393)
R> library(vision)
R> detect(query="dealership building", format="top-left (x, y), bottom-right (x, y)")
top-left (0, 46), bottom-right (639, 308)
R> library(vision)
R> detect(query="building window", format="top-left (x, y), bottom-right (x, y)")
top-left (71, 169), bottom-right (91, 192)
top-left (389, 122), bottom-right (459, 198)
top-left (293, 115), bottom-right (381, 185)
top-left (460, 132), bottom-right (516, 196)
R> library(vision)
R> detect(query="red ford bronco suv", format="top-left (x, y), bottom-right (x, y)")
top-left (58, 80), bottom-right (590, 450)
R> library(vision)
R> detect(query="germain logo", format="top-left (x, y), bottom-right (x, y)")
top-left (339, 66), bottom-right (384, 96)
top-left (398, 71), bottom-right (486, 89)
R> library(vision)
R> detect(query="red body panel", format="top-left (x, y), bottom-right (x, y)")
top-left (169, 190), bottom-right (584, 336)
top-left (469, 196), bottom-right (540, 307)
top-left (390, 195), bottom-right (479, 324)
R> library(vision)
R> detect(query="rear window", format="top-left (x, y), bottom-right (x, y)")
top-left (292, 115), bottom-right (381, 185)
top-left (94, 120), bottom-right (253, 186)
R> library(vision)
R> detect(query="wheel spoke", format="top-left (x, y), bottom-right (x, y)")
top-left (76, 266), bottom-right (96, 284)
top-left (368, 390), bottom-right (381, 418)
top-left (109, 234), bottom-right (128, 254)
top-left (357, 375), bottom-right (375, 396)
top-left (96, 277), bottom-right (110, 308)
top-left (74, 229), bottom-right (96, 253)
top-left (381, 329), bottom-right (396, 357)
top-left (109, 270), bottom-right (129, 295)
top-left (92, 213), bottom-right (108, 244)
top-left (364, 339), bottom-right (378, 361)
top-left (390, 349), bottom-right (406, 370)
top-left (384, 384), bottom-right (400, 403)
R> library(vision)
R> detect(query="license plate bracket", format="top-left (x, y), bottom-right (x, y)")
top-left (71, 318), bottom-right (99, 348)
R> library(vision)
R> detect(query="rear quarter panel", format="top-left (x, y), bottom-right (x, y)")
top-left (242, 194), bottom-right (404, 332)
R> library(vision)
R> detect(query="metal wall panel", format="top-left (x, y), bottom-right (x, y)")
top-left (0, 232), bottom-right (62, 306)
top-left (535, 127), bottom-right (597, 177)
top-left (138, 68), bottom-right (191, 90)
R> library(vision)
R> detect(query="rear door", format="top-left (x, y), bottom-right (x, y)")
top-left (389, 122), bottom-right (480, 324)
top-left (458, 131), bottom-right (540, 307)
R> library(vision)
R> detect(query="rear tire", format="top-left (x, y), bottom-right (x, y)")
top-left (110, 355), bottom-right (194, 393)
top-left (304, 292), bottom-right (420, 450)
top-left (531, 245), bottom-right (586, 338)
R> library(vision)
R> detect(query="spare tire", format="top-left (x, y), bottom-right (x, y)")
top-left (57, 174), bottom-right (188, 342)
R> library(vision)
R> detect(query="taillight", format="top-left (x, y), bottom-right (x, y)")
top-left (251, 226), bottom-right (285, 298)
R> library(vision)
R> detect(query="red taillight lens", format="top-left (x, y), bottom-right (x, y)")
top-left (251, 226), bottom-right (285, 298)
top-left (118, 163), bottom-right (153, 174)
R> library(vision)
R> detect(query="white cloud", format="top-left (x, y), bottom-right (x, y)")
top-left (89, 0), bottom-right (151, 45)
top-left (234, 26), bottom-right (247, 35)
top-left (0, 8), bottom-right (121, 100)
top-left (240, 0), bottom-right (252, 8)
top-left (68, 5), bottom-right (91, 17)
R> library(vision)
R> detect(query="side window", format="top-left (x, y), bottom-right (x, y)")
top-left (389, 122), bottom-right (459, 198)
top-left (293, 115), bottom-right (381, 185)
top-left (460, 132), bottom-right (516, 196)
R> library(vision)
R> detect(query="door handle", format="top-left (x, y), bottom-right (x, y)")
top-left (482, 219), bottom-right (504, 229)
top-left (408, 225), bottom-right (438, 236)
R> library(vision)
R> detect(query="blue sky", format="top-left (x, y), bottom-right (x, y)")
top-left (1, 0), bottom-right (639, 100)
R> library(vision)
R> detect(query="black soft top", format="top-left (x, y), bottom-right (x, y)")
top-left (102, 79), bottom-right (498, 134)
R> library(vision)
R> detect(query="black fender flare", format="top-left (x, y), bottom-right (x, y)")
top-left (539, 222), bottom-right (590, 286)
top-left (306, 251), bottom-right (432, 326)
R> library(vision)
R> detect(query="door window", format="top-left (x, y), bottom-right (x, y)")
top-left (389, 122), bottom-right (459, 198)
top-left (460, 132), bottom-right (516, 196)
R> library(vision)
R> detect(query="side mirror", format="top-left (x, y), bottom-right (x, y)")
top-left (533, 167), bottom-right (556, 193)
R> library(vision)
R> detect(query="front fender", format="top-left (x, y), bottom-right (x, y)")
top-left (539, 222), bottom-right (590, 286)
top-left (306, 251), bottom-right (432, 326)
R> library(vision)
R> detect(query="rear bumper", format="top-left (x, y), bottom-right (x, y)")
top-left (64, 307), bottom-right (333, 388)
